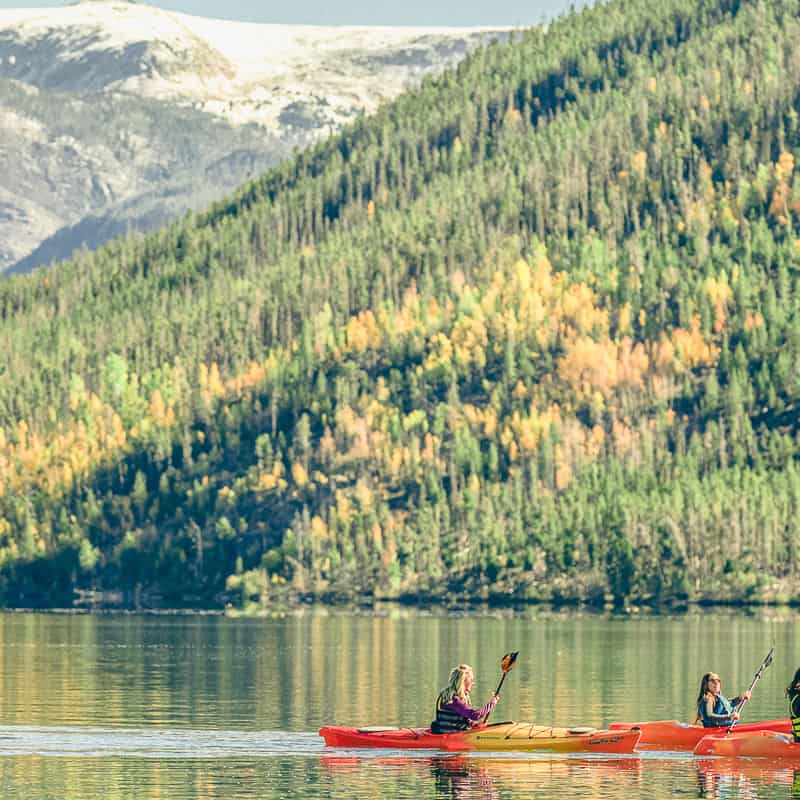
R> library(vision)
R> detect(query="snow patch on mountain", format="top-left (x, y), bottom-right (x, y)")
top-left (0, 1), bottom-right (509, 129)
top-left (0, 1), bottom-right (512, 274)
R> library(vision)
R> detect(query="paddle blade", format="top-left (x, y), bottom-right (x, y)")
top-left (501, 651), bottom-right (519, 673)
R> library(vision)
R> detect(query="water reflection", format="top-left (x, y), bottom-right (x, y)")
top-left (321, 753), bottom-right (800, 800)
top-left (2, 609), bottom-right (798, 733)
top-left (429, 755), bottom-right (645, 800)
top-left (3, 753), bottom-right (799, 800)
top-left (430, 756), bottom-right (501, 800)
top-left (321, 754), bottom-right (646, 800)
top-left (1, 609), bottom-right (800, 799)
top-left (695, 759), bottom-right (800, 800)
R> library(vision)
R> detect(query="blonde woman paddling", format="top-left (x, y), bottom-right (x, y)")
top-left (431, 664), bottom-right (500, 734)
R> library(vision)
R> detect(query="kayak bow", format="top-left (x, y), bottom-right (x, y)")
top-left (694, 729), bottom-right (800, 759)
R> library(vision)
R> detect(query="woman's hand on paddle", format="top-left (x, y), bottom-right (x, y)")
top-left (482, 695), bottom-right (500, 718)
top-left (741, 690), bottom-right (752, 701)
top-left (730, 712), bottom-right (741, 720)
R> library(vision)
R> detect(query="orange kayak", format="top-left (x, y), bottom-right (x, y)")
top-left (694, 730), bottom-right (800, 759)
top-left (608, 719), bottom-right (790, 750)
top-left (320, 722), bottom-right (641, 753)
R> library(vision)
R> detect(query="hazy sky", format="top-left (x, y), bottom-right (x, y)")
top-left (0, 0), bottom-right (582, 26)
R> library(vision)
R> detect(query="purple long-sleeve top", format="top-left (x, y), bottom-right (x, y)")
top-left (441, 695), bottom-right (498, 722)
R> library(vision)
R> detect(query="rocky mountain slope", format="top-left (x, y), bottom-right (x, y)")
top-left (0, 0), bottom-right (508, 274)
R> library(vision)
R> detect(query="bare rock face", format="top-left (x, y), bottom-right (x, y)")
top-left (0, 1), bottom-right (510, 275)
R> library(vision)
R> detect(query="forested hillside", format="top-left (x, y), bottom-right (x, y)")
top-left (2, 0), bottom-right (800, 608)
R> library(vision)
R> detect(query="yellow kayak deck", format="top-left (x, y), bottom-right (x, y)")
top-left (465, 723), bottom-right (641, 753)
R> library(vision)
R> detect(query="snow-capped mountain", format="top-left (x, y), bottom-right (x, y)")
top-left (0, 0), bottom-right (511, 274)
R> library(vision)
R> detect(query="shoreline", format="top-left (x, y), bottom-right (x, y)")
top-left (2, 596), bottom-right (799, 617)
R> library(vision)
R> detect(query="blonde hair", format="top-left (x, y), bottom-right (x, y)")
top-left (437, 664), bottom-right (473, 706)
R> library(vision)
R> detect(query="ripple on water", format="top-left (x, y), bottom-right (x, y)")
top-left (0, 726), bottom-right (325, 758)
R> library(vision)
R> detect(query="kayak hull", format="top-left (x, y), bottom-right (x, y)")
top-left (694, 729), bottom-right (800, 759)
top-left (319, 722), bottom-right (641, 753)
top-left (608, 719), bottom-right (790, 750)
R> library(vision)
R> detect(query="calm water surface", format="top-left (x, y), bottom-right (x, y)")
top-left (0, 608), bottom-right (797, 799)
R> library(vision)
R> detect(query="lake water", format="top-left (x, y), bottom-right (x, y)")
top-left (0, 607), bottom-right (797, 799)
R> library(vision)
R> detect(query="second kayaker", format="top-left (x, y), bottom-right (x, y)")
top-left (787, 668), bottom-right (800, 742)
top-left (696, 672), bottom-right (751, 727)
top-left (430, 664), bottom-right (500, 734)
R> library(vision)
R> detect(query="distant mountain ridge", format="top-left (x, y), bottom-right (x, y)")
top-left (0, 1), bottom-right (510, 274)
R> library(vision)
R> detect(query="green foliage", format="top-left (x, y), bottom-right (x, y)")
top-left (1, 0), bottom-right (800, 607)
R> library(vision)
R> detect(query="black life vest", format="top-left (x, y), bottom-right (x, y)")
top-left (790, 690), bottom-right (800, 742)
top-left (431, 695), bottom-right (470, 734)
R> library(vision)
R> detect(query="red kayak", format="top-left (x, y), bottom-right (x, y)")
top-left (694, 729), bottom-right (800, 759)
top-left (608, 719), bottom-right (790, 750)
top-left (319, 722), bottom-right (641, 753)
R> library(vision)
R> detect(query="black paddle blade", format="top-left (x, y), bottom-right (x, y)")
top-left (501, 651), bottom-right (519, 673)
top-left (764, 648), bottom-right (774, 669)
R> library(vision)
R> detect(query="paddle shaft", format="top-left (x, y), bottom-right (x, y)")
top-left (728, 646), bottom-right (774, 732)
top-left (484, 652), bottom-right (519, 724)
top-left (482, 677), bottom-right (504, 724)
top-left (494, 671), bottom-right (509, 697)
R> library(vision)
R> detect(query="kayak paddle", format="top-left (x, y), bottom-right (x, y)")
top-left (484, 651), bottom-right (519, 723)
top-left (728, 646), bottom-right (774, 733)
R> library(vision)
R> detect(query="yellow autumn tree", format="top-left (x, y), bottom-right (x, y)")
top-left (291, 462), bottom-right (308, 487)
